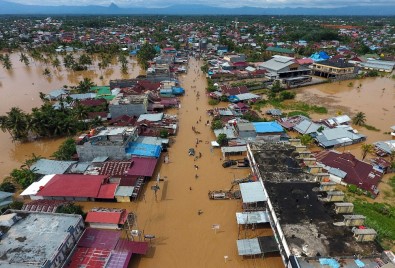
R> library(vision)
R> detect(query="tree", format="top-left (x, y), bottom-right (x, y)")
top-left (137, 43), bottom-right (156, 70)
top-left (299, 134), bottom-right (314, 147)
top-left (1, 107), bottom-right (30, 141)
top-left (9, 201), bottom-right (24, 210)
top-left (1, 54), bottom-right (12, 70)
top-left (63, 54), bottom-right (75, 69)
top-left (10, 168), bottom-right (37, 189)
top-left (361, 143), bottom-right (374, 160)
top-left (0, 181), bottom-right (16, 193)
top-left (217, 133), bottom-right (227, 146)
top-left (352, 112), bottom-right (366, 126)
top-left (52, 138), bottom-right (76, 160)
top-left (271, 80), bottom-right (283, 92)
top-left (159, 129), bottom-right (169, 138)
top-left (76, 78), bottom-right (95, 93)
top-left (19, 53), bottom-right (30, 66)
top-left (211, 120), bottom-right (223, 130)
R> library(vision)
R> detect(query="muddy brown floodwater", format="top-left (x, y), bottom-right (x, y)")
top-left (78, 58), bottom-right (284, 268)
top-left (0, 53), bottom-right (142, 179)
top-left (296, 75), bottom-right (395, 156)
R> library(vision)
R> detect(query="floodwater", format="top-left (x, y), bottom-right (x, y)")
top-left (296, 76), bottom-right (395, 144)
top-left (79, 58), bottom-right (284, 268)
top-left (0, 53), bottom-right (141, 179)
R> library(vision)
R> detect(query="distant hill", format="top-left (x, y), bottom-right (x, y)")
top-left (0, 1), bottom-right (394, 15)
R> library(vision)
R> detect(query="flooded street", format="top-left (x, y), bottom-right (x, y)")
top-left (0, 53), bottom-right (141, 179)
top-left (78, 58), bottom-right (284, 268)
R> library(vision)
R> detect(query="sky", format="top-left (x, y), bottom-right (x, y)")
top-left (6, 0), bottom-right (395, 8)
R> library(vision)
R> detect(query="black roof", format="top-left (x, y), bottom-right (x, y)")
top-left (317, 59), bottom-right (354, 68)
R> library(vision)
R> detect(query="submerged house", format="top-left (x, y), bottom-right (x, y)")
top-left (311, 59), bottom-right (356, 79)
top-left (258, 55), bottom-right (311, 79)
top-left (315, 150), bottom-right (382, 195)
top-left (76, 127), bottom-right (138, 161)
top-left (315, 127), bottom-right (366, 148)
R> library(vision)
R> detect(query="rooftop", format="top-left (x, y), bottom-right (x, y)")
top-left (265, 181), bottom-right (382, 257)
top-left (0, 211), bottom-right (82, 267)
top-left (249, 142), bottom-right (316, 183)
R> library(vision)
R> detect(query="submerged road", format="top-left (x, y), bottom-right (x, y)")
top-left (130, 58), bottom-right (284, 268)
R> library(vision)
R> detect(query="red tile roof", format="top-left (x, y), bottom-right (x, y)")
top-left (37, 175), bottom-right (108, 198)
top-left (220, 85), bottom-right (249, 96)
top-left (125, 157), bottom-right (158, 177)
top-left (85, 209), bottom-right (127, 225)
top-left (99, 160), bottom-right (133, 176)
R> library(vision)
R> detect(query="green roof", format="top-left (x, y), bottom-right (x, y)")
top-left (91, 86), bottom-right (115, 101)
top-left (266, 46), bottom-right (294, 54)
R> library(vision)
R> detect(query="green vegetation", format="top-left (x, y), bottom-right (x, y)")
top-left (136, 43), bottom-right (157, 70)
top-left (217, 133), bottom-right (227, 146)
top-left (208, 99), bottom-right (220, 106)
top-left (286, 111), bottom-right (311, 118)
top-left (0, 181), bottom-right (16, 193)
top-left (269, 100), bottom-right (327, 114)
top-left (352, 112), bottom-right (366, 126)
top-left (9, 168), bottom-right (37, 189)
top-left (362, 124), bottom-right (380, 132)
top-left (241, 111), bottom-right (267, 122)
top-left (159, 129), bottom-right (169, 138)
top-left (56, 203), bottom-right (85, 217)
top-left (9, 201), bottom-right (24, 210)
top-left (52, 138), bottom-right (77, 161)
top-left (353, 200), bottom-right (395, 248)
top-left (299, 134), bottom-right (314, 146)
top-left (361, 143), bottom-right (374, 160)
top-left (211, 120), bottom-right (223, 130)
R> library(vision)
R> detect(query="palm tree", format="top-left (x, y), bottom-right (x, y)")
top-left (3, 107), bottom-right (30, 141)
top-left (2, 54), bottom-right (12, 70)
top-left (361, 143), bottom-right (373, 160)
top-left (19, 53), bottom-right (30, 66)
top-left (72, 104), bottom-right (89, 121)
top-left (76, 78), bottom-right (95, 93)
top-left (352, 112), bottom-right (366, 126)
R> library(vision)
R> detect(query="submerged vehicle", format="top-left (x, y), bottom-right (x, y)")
top-left (188, 148), bottom-right (195, 156)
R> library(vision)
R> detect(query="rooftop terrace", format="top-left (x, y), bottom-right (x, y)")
top-left (0, 211), bottom-right (82, 267)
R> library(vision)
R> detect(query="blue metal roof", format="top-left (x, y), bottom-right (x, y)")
top-left (252, 122), bottom-right (284, 133)
top-left (126, 142), bottom-right (161, 158)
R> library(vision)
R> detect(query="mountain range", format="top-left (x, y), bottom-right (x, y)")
top-left (0, 1), bottom-right (394, 15)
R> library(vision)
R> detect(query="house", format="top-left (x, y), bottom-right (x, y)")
top-left (125, 142), bottom-right (162, 158)
top-left (30, 159), bottom-right (76, 175)
top-left (258, 56), bottom-right (311, 79)
top-left (315, 150), bottom-right (382, 195)
top-left (0, 191), bottom-right (13, 209)
top-left (374, 140), bottom-right (395, 156)
top-left (109, 95), bottom-right (149, 118)
top-left (85, 208), bottom-right (128, 229)
top-left (315, 127), bottom-right (366, 148)
top-left (311, 59), bottom-right (356, 79)
top-left (359, 59), bottom-right (395, 73)
top-left (236, 122), bottom-right (256, 139)
top-left (228, 93), bottom-right (260, 103)
top-left (252, 122), bottom-right (284, 141)
top-left (76, 127), bottom-right (138, 161)
top-left (0, 211), bottom-right (84, 268)
top-left (293, 119), bottom-right (326, 135)
top-left (31, 174), bottom-right (117, 201)
top-left (69, 228), bottom-right (149, 267)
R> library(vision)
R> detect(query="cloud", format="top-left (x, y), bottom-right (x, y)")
top-left (8, 0), bottom-right (395, 8)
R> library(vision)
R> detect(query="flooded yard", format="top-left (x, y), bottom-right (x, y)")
top-left (0, 53), bottom-right (141, 179)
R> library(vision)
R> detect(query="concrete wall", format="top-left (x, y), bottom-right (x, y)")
top-left (109, 103), bottom-right (147, 118)
top-left (77, 144), bottom-right (127, 161)
top-left (89, 222), bottom-right (118, 230)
